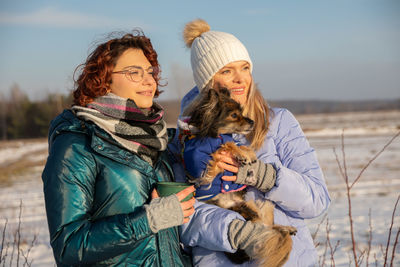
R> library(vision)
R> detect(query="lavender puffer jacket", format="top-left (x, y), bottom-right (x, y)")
top-left (168, 86), bottom-right (330, 267)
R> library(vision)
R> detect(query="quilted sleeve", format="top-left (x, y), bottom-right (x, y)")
top-left (265, 109), bottom-right (330, 219)
top-left (179, 200), bottom-right (244, 252)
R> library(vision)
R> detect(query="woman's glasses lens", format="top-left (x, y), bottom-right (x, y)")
top-left (112, 66), bottom-right (157, 82)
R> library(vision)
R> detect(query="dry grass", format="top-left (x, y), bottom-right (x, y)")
top-left (0, 138), bottom-right (47, 186)
top-left (0, 138), bottom-right (46, 149)
top-left (0, 155), bottom-right (47, 186)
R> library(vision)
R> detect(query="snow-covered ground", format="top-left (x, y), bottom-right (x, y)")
top-left (0, 110), bottom-right (399, 266)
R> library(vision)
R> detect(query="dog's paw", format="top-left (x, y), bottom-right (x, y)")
top-left (287, 226), bottom-right (297, 236)
top-left (235, 153), bottom-right (256, 166)
top-left (235, 154), bottom-right (252, 165)
top-left (274, 225), bottom-right (297, 236)
top-left (236, 150), bottom-right (257, 166)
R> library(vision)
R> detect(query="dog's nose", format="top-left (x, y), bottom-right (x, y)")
top-left (246, 118), bottom-right (254, 125)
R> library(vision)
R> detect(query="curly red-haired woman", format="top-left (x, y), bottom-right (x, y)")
top-left (42, 30), bottom-right (195, 267)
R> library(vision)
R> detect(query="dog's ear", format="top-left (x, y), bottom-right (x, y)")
top-left (207, 88), bottom-right (219, 102)
top-left (218, 88), bottom-right (231, 98)
top-left (188, 89), bottom-right (221, 138)
top-left (183, 89), bottom-right (218, 117)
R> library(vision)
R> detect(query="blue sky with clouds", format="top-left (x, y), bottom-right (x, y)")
top-left (0, 0), bottom-right (399, 101)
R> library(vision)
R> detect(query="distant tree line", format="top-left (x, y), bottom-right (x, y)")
top-left (269, 99), bottom-right (400, 114)
top-left (159, 98), bottom-right (400, 126)
top-left (1, 84), bottom-right (399, 140)
top-left (0, 84), bottom-right (72, 140)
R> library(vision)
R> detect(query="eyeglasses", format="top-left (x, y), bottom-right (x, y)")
top-left (112, 65), bottom-right (157, 82)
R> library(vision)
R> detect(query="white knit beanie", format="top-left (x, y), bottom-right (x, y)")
top-left (183, 19), bottom-right (253, 90)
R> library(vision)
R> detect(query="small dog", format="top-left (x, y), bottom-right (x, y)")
top-left (181, 88), bottom-right (296, 267)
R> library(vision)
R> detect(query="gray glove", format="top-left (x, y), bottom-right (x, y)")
top-left (144, 194), bottom-right (183, 233)
top-left (236, 160), bottom-right (276, 192)
top-left (228, 219), bottom-right (271, 258)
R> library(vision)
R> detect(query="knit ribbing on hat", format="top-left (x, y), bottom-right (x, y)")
top-left (190, 31), bottom-right (253, 90)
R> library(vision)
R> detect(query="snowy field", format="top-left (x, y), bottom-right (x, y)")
top-left (0, 110), bottom-right (399, 266)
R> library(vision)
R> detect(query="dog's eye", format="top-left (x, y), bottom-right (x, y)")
top-left (231, 113), bottom-right (238, 118)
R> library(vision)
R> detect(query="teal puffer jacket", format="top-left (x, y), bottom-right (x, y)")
top-left (42, 109), bottom-right (191, 267)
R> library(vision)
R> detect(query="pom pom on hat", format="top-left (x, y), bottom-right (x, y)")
top-left (183, 19), bottom-right (210, 48)
top-left (183, 19), bottom-right (253, 90)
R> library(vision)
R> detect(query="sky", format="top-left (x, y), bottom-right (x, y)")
top-left (0, 0), bottom-right (399, 101)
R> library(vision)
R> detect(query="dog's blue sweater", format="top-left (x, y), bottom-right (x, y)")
top-left (183, 134), bottom-right (246, 201)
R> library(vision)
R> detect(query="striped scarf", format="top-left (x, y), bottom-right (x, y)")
top-left (72, 93), bottom-right (168, 165)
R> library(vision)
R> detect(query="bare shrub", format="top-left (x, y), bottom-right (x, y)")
top-left (0, 200), bottom-right (37, 267)
top-left (316, 130), bottom-right (400, 266)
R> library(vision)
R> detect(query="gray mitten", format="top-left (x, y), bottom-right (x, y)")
top-left (228, 219), bottom-right (271, 259)
top-left (144, 194), bottom-right (184, 233)
top-left (236, 160), bottom-right (276, 192)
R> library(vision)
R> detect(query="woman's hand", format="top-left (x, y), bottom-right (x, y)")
top-left (215, 150), bottom-right (239, 182)
top-left (176, 186), bottom-right (196, 223)
top-left (151, 186), bottom-right (196, 224)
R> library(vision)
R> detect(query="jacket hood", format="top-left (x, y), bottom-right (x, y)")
top-left (48, 109), bottom-right (88, 146)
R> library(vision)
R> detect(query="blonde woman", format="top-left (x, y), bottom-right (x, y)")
top-left (169, 19), bottom-right (330, 266)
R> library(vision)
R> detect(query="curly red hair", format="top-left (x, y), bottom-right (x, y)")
top-left (73, 30), bottom-right (163, 106)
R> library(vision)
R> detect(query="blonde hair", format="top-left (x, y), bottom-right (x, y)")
top-left (203, 81), bottom-right (270, 151)
top-left (243, 83), bottom-right (270, 150)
